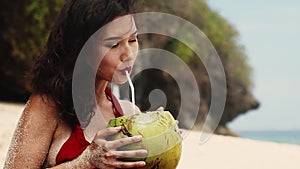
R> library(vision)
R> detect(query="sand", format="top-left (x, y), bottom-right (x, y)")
top-left (1, 102), bottom-right (300, 169)
top-left (0, 102), bottom-right (24, 168)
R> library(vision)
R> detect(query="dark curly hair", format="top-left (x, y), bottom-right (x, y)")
top-left (31, 0), bottom-right (136, 128)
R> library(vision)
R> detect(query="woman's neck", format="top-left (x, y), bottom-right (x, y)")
top-left (95, 80), bottom-right (108, 103)
top-left (95, 80), bottom-right (116, 120)
top-left (83, 80), bottom-right (114, 142)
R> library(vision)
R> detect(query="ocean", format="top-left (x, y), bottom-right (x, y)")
top-left (236, 130), bottom-right (300, 145)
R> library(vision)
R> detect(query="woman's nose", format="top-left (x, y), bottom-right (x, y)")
top-left (121, 44), bottom-right (135, 61)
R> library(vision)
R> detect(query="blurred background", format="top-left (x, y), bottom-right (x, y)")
top-left (206, 0), bottom-right (300, 144)
top-left (0, 0), bottom-right (299, 144)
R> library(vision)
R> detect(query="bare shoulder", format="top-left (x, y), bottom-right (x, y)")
top-left (119, 100), bottom-right (141, 115)
top-left (27, 93), bottom-right (59, 118)
top-left (4, 93), bottom-right (61, 168)
top-left (17, 93), bottom-right (61, 131)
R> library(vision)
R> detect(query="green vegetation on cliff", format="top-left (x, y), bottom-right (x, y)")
top-left (0, 0), bottom-right (259, 133)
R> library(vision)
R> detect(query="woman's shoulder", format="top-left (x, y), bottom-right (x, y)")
top-left (25, 93), bottom-right (61, 124)
top-left (4, 93), bottom-right (68, 168)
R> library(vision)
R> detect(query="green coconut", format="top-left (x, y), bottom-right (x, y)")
top-left (108, 111), bottom-right (182, 169)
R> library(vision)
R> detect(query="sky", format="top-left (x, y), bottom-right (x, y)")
top-left (205, 0), bottom-right (300, 131)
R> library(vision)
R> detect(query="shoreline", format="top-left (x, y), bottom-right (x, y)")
top-left (1, 102), bottom-right (300, 168)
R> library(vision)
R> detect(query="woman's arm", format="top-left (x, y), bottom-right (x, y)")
top-left (4, 94), bottom-right (59, 169)
top-left (4, 94), bottom-right (147, 169)
top-left (49, 127), bottom-right (147, 169)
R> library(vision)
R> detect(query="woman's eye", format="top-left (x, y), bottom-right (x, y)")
top-left (129, 38), bottom-right (138, 43)
top-left (106, 43), bottom-right (119, 48)
top-left (129, 36), bottom-right (138, 43)
top-left (129, 39), bottom-right (137, 42)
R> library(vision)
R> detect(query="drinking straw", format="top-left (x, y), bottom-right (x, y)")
top-left (125, 70), bottom-right (135, 113)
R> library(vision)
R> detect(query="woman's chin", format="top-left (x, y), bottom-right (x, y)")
top-left (111, 77), bottom-right (128, 84)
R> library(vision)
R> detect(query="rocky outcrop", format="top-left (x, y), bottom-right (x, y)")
top-left (0, 0), bottom-right (260, 136)
top-left (126, 0), bottom-right (260, 136)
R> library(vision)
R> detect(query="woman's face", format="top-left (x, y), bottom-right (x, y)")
top-left (97, 15), bottom-right (138, 84)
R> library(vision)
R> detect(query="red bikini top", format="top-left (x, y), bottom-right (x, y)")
top-left (55, 87), bottom-right (124, 165)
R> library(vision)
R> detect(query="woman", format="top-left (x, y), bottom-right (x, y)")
top-left (4, 0), bottom-right (148, 168)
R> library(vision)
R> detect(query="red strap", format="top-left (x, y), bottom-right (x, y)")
top-left (55, 125), bottom-right (90, 164)
top-left (105, 87), bottom-right (124, 117)
top-left (56, 87), bottom-right (124, 165)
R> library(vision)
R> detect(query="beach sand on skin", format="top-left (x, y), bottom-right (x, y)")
top-left (0, 102), bottom-right (24, 168)
top-left (1, 102), bottom-right (300, 169)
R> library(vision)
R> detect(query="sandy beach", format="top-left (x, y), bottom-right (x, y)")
top-left (1, 102), bottom-right (300, 169)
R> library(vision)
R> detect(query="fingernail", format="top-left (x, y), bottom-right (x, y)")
top-left (115, 126), bottom-right (122, 130)
top-left (133, 135), bottom-right (141, 141)
top-left (139, 161), bottom-right (146, 166)
top-left (141, 149), bottom-right (148, 155)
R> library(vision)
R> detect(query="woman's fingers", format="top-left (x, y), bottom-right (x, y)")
top-left (113, 160), bottom-right (146, 168)
top-left (89, 128), bottom-right (148, 169)
top-left (156, 106), bottom-right (164, 111)
top-left (95, 126), bottom-right (122, 139)
top-left (105, 149), bottom-right (148, 159)
top-left (108, 135), bottom-right (143, 149)
top-left (91, 156), bottom-right (146, 169)
top-left (93, 127), bottom-right (144, 150)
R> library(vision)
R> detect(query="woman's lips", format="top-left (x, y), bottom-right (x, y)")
top-left (119, 66), bottom-right (132, 76)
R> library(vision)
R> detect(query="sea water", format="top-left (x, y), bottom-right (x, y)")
top-left (236, 130), bottom-right (300, 145)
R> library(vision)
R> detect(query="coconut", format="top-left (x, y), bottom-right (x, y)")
top-left (108, 111), bottom-right (182, 169)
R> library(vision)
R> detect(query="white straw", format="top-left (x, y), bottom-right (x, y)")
top-left (125, 70), bottom-right (135, 113)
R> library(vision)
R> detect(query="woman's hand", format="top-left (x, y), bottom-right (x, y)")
top-left (156, 106), bottom-right (164, 111)
top-left (82, 126), bottom-right (147, 169)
